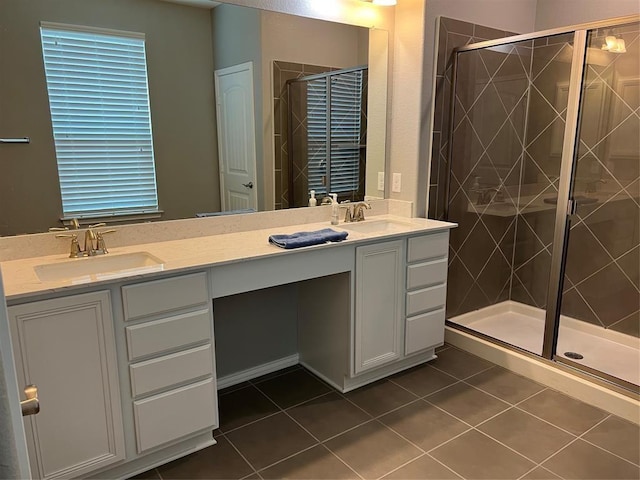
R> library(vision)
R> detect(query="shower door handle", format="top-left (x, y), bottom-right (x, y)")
top-left (242, 182), bottom-right (253, 189)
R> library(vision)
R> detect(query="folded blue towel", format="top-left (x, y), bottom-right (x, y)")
top-left (269, 228), bottom-right (348, 249)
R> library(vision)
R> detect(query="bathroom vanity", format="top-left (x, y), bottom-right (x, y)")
top-left (1, 208), bottom-right (454, 479)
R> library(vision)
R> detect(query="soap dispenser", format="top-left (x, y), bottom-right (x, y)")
top-left (308, 190), bottom-right (317, 207)
top-left (329, 193), bottom-right (339, 225)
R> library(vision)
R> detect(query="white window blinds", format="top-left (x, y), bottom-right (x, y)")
top-left (307, 69), bottom-right (364, 195)
top-left (40, 23), bottom-right (159, 218)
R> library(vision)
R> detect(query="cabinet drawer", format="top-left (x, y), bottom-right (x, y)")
top-left (407, 258), bottom-right (448, 290)
top-left (406, 284), bottom-right (446, 316)
top-left (123, 272), bottom-right (208, 321)
top-left (407, 232), bottom-right (449, 263)
top-left (126, 309), bottom-right (211, 361)
top-left (133, 378), bottom-right (217, 453)
top-left (405, 308), bottom-right (445, 355)
top-left (130, 344), bottom-right (214, 397)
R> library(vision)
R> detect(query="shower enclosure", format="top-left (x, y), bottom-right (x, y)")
top-left (444, 16), bottom-right (639, 392)
top-left (286, 67), bottom-right (368, 208)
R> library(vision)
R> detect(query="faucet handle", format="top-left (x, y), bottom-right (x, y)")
top-left (55, 233), bottom-right (83, 258)
top-left (95, 230), bottom-right (116, 255)
top-left (339, 204), bottom-right (353, 223)
top-left (88, 222), bottom-right (107, 229)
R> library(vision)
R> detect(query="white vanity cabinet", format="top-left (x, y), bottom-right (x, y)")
top-left (300, 228), bottom-right (451, 392)
top-left (354, 240), bottom-right (404, 373)
top-left (8, 291), bottom-right (125, 480)
top-left (404, 232), bottom-right (449, 354)
top-left (121, 272), bottom-right (218, 454)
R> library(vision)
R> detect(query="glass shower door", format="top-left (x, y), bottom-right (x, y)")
top-left (557, 21), bottom-right (640, 388)
top-left (446, 34), bottom-right (577, 356)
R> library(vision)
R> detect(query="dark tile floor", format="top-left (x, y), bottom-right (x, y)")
top-left (134, 345), bottom-right (640, 480)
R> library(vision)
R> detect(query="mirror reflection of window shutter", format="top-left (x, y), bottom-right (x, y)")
top-left (40, 23), bottom-right (159, 218)
top-left (307, 78), bottom-right (328, 194)
top-left (307, 69), bottom-right (363, 196)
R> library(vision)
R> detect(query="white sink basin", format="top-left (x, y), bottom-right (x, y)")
top-left (340, 219), bottom-right (413, 234)
top-left (34, 252), bottom-right (164, 282)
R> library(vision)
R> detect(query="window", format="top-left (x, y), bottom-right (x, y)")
top-left (307, 68), bottom-right (365, 196)
top-left (40, 22), bottom-right (158, 219)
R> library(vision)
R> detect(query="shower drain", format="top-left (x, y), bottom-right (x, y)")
top-left (564, 351), bottom-right (584, 360)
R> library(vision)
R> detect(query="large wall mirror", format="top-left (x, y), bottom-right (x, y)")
top-left (0, 0), bottom-right (389, 236)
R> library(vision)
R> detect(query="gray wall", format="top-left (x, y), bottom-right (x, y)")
top-left (213, 284), bottom-right (298, 378)
top-left (211, 4), bottom-right (265, 211)
top-left (535, 0), bottom-right (640, 30)
top-left (0, 0), bottom-right (219, 236)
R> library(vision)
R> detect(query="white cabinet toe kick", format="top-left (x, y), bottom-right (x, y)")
top-left (6, 225), bottom-right (453, 479)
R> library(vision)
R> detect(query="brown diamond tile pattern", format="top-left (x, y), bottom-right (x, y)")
top-left (272, 61), bottom-right (335, 208)
top-left (438, 20), bottom-right (639, 345)
top-left (429, 18), bottom-right (513, 220)
top-left (558, 28), bottom-right (640, 334)
top-left (446, 38), bottom-right (531, 317)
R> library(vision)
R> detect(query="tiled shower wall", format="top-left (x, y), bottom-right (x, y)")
top-left (436, 17), bottom-right (639, 338)
top-left (429, 17), bottom-right (517, 220)
top-left (510, 34), bottom-right (574, 310)
top-left (560, 23), bottom-right (639, 337)
top-left (273, 61), bottom-right (333, 209)
top-left (431, 17), bottom-right (521, 317)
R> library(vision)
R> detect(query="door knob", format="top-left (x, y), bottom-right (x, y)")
top-left (20, 384), bottom-right (40, 416)
top-left (242, 182), bottom-right (253, 189)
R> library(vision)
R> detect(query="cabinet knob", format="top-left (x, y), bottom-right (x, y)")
top-left (20, 384), bottom-right (40, 416)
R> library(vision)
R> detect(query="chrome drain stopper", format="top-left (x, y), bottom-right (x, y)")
top-left (564, 351), bottom-right (584, 360)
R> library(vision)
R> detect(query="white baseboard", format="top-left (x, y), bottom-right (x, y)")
top-left (217, 354), bottom-right (300, 389)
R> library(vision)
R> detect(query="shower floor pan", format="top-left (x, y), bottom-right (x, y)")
top-left (450, 301), bottom-right (639, 386)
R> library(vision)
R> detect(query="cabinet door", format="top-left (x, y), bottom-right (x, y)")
top-left (9, 291), bottom-right (124, 480)
top-left (354, 240), bottom-right (404, 374)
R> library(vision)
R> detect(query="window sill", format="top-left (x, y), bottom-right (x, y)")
top-left (61, 210), bottom-right (164, 228)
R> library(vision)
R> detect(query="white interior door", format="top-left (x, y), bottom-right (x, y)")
top-left (0, 275), bottom-right (32, 479)
top-left (214, 62), bottom-right (258, 211)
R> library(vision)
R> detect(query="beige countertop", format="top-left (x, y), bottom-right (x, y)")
top-left (1, 215), bottom-right (455, 301)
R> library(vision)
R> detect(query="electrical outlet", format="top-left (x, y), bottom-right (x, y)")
top-left (377, 172), bottom-right (385, 191)
top-left (392, 173), bottom-right (401, 193)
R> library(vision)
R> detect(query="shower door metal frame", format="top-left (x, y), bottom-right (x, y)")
top-left (286, 65), bottom-right (368, 205)
top-left (444, 14), bottom-right (640, 393)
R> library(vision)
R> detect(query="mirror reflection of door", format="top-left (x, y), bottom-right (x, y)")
top-left (214, 62), bottom-right (258, 212)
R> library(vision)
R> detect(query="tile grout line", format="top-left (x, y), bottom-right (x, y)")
top-left (575, 414), bottom-right (640, 468)
top-left (373, 452), bottom-right (429, 480)
top-left (278, 395), bottom-right (365, 480)
top-left (318, 443), bottom-right (365, 480)
top-left (219, 431), bottom-right (262, 479)
top-left (506, 395), bottom-right (639, 470)
top-left (252, 443), bottom-right (320, 477)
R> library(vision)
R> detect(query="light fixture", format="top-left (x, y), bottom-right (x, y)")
top-left (600, 29), bottom-right (627, 53)
top-left (372, 0), bottom-right (397, 6)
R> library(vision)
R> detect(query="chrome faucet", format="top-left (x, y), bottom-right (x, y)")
top-left (339, 200), bottom-right (372, 223)
top-left (352, 201), bottom-right (371, 222)
top-left (339, 201), bottom-right (371, 222)
top-left (56, 223), bottom-right (116, 258)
